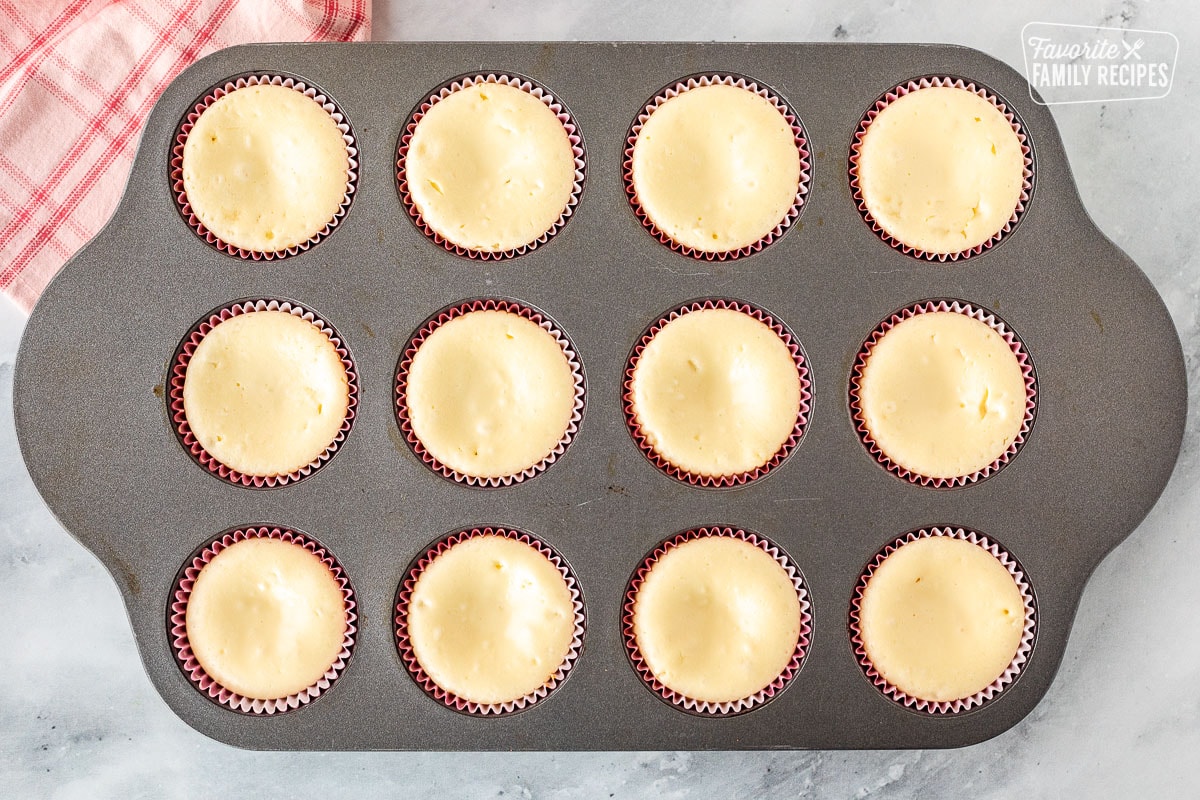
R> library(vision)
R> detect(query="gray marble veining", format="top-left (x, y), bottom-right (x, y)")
top-left (2, 0), bottom-right (1197, 796)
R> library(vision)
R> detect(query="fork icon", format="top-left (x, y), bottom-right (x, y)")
top-left (1123, 38), bottom-right (1145, 60)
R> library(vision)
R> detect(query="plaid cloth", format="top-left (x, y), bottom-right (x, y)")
top-left (0, 0), bottom-right (371, 313)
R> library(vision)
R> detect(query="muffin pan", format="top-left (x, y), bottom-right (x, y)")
top-left (12, 42), bottom-right (1186, 750)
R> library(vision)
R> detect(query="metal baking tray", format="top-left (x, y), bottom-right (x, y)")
top-left (12, 41), bottom-right (1186, 750)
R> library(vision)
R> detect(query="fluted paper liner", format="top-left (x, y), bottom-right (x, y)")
top-left (849, 76), bottom-right (1034, 261)
top-left (394, 527), bottom-right (586, 716)
top-left (624, 299), bottom-right (811, 487)
top-left (171, 74), bottom-right (358, 260)
top-left (169, 525), bottom-right (357, 715)
top-left (396, 73), bottom-right (586, 260)
top-left (624, 74), bottom-right (811, 260)
top-left (849, 526), bottom-right (1037, 714)
top-left (849, 299), bottom-right (1037, 488)
top-left (395, 298), bottom-right (585, 487)
top-left (170, 299), bottom-right (359, 488)
top-left (623, 526), bottom-right (812, 716)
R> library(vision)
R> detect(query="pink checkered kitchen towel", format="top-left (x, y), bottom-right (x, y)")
top-left (0, 0), bottom-right (370, 313)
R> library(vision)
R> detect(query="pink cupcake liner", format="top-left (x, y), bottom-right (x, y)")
top-left (623, 299), bottom-right (811, 488)
top-left (849, 299), bottom-right (1037, 489)
top-left (849, 76), bottom-right (1034, 262)
top-left (169, 525), bottom-right (357, 715)
top-left (170, 299), bottom-right (359, 489)
top-left (622, 526), bottom-right (812, 716)
top-left (395, 298), bottom-right (585, 487)
top-left (623, 74), bottom-right (811, 261)
top-left (396, 73), bottom-right (586, 260)
top-left (171, 74), bottom-right (359, 260)
top-left (849, 526), bottom-right (1037, 715)
top-left (394, 526), bottom-right (586, 716)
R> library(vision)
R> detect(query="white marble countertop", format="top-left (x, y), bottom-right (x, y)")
top-left (2, 0), bottom-right (1197, 796)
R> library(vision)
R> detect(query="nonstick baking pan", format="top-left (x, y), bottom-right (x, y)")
top-left (13, 41), bottom-right (1187, 750)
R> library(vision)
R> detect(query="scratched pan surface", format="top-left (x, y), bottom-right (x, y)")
top-left (13, 42), bottom-right (1187, 750)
